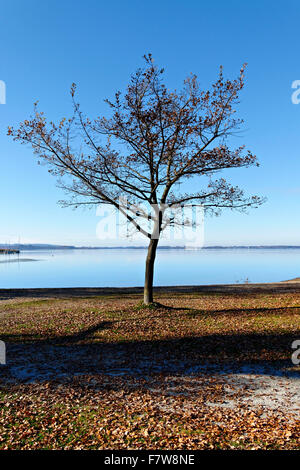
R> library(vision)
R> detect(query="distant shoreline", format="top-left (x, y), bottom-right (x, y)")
top-left (1, 244), bottom-right (300, 251)
top-left (0, 248), bottom-right (20, 254)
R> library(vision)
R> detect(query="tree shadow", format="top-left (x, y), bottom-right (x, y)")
top-left (0, 299), bottom-right (299, 394)
top-left (182, 306), bottom-right (300, 317)
top-left (1, 329), bottom-right (299, 388)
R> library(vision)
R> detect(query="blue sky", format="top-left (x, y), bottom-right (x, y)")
top-left (1, 0), bottom-right (300, 246)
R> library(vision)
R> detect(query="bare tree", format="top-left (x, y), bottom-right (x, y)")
top-left (8, 55), bottom-right (264, 304)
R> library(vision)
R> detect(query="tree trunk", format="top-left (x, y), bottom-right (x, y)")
top-left (144, 238), bottom-right (158, 304)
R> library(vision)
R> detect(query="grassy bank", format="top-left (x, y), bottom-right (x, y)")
top-left (0, 291), bottom-right (300, 449)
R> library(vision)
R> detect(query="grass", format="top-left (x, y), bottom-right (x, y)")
top-left (0, 291), bottom-right (300, 449)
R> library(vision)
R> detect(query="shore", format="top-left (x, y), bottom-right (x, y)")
top-left (1, 280), bottom-right (300, 300)
top-left (0, 249), bottom-right (20, 255)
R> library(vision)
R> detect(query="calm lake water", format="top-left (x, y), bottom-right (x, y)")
top-left (0, 248), bottom-right (299, 289)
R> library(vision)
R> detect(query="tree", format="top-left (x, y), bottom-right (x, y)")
top-left (8, 55), bottom-right (264, 304)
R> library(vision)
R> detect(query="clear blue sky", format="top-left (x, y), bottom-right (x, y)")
top-left (1, 0), bottom-right (300, 246)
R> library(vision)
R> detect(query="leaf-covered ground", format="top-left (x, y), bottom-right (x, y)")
top-left (0, 291), bottom-right (299, 449)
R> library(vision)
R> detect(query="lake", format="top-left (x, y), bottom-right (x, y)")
top-left (0, 248), bottom-right (300, 289)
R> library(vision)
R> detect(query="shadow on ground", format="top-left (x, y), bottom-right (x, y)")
top-left (1, 327), bottom-right (299, 383)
